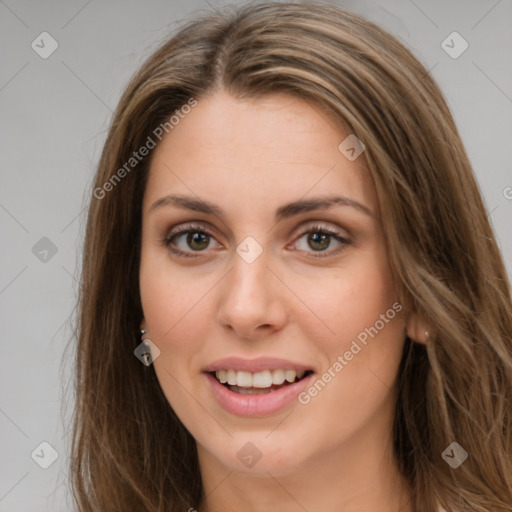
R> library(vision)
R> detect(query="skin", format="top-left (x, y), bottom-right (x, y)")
top-left (139, 90), bottom-right (425, 512)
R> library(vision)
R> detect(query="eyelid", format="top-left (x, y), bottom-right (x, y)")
top-left (163, 221), bottom-right (221, 247)
top-left (165, 221), bottom-right (213, 239)
top-left (290, 220), bottom-right (350, 239)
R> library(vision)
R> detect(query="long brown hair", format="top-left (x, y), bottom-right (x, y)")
top-left (69, 2), bottom-right (512, 510)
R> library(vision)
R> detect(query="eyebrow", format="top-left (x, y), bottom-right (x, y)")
top-left (149, 193), bottom-right (373, 220)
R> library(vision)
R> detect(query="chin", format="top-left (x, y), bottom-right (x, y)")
top-left (196, 427), bottom-right (318, 478)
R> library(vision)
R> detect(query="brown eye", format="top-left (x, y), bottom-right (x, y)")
top-left (292, 224), bottom-right (352, 258)
top-left (163, 223), bottom-right (222, 258)
top-left (186, 231), bottom-right (210, 251)
top-left (307, 232), bottom-right (331, 251)
top-left (166, 230), bottom-right (213, 252)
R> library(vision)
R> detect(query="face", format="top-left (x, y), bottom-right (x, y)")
top-left (139, 90), bottom-right (408, 478)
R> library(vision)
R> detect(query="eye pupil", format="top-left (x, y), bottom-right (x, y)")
top-left (187, 232), bottom-right (209, 250)
top-left (308, 232), bottom-right (330, 251)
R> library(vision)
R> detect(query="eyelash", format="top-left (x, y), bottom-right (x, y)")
top-left (162, 222), bottom-right (352, 259)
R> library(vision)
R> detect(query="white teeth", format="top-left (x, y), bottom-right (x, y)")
top-left (236, 371), bottom-right (253, 387)
top-left (227, 369), bottom-right (237, 386)
top-left (272, 369), bottom-right (286, 385)
top-left (214, 368), bottom-right (308, 388)
top-left (252, 370), bottom-right (273, 388)
top-left (285, 370), bottom-right (297, 383)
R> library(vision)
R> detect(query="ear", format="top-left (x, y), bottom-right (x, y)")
top-left (406, 312), bottom-right (431, 345)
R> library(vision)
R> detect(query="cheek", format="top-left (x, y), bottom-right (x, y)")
top-left (139, 256), bottom-right (211, 423)
top-left (290, 246), bottom-right (399, 348)
top-left (293, 246), bottom-right (405, 403)
top-left (139, 252), bottom-right (211, 366)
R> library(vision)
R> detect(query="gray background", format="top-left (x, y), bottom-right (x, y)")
top-left (0, 0), bottom-right (510, 510)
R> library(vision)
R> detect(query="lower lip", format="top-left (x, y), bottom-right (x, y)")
top-left (205, 372), bottom-right (314, 417)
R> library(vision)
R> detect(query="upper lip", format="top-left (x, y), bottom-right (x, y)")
top-left (203, 357), bottom-right (314, 373)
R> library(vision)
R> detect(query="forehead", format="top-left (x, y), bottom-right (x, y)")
top-left (144, 90), bottom-right (376, 217)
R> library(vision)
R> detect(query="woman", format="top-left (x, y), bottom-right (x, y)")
top-left (70, 2), bottom-right (512, 511)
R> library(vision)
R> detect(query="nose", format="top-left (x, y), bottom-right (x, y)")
top-left (215, 249), bottom-right (288, 340)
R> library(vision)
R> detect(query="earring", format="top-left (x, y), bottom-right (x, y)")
top-left (136, 329), bottom-right (152, 365)
top-left (425, 330), bottom-right (430, 339)
top-left (135, 328), bottom-right (160, 365)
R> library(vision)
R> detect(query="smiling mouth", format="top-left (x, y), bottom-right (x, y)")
top-left (211, 369), bottom-right (314, 395)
